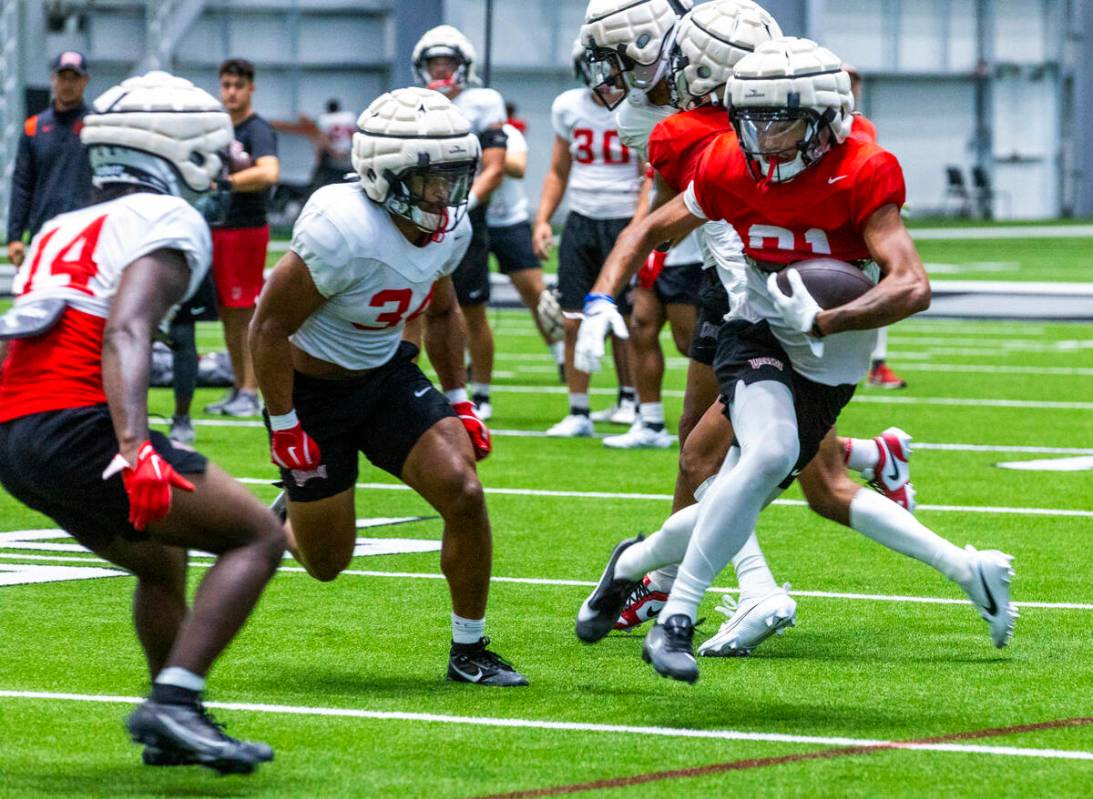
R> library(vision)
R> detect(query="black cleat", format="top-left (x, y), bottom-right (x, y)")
top-left (575, 535), bottom-right (644, 643)
top-left (448, 637), bottom-right (529, 687)
top-left (127, 699), bottom-right (274, 775)
top-left (642, 614), bottom-right (699, 683)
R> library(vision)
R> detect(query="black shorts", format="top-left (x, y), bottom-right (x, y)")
top-left (174, 273), bottom-right (219, 324)
top-left (713, 319), bottom-right (856, 487)
top-left (271, 342), bottom-right (456, 502)
top-left (488, 221), bottom-right (538, 275)
top-left (452, 206), bottom-right (491, 306)
top-left (0, 405), bottom-right (207, 551)
top-left (557, 211), bottom-right (633, 315)
top-left (654, 262), bottom-right (703, 306)
top-left (689, 269), bottom-right (730, 366)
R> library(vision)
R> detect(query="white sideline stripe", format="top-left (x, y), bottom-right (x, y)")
top-left (1, 690), bottom-right (1090, 762)
top-left (910, 225), bottom-right (1093, 240)
top-left (233, 478), bottom-right (1093, 518)
top-left (891, 363), bottom-right (1093, 377)
top-left (1, 553), bottom-right (1090, 610)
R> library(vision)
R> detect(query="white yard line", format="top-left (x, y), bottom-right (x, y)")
top-left (910, 225), bottom-right (1093, 240)
top-left (0, 690), bottom-right (1089, 762)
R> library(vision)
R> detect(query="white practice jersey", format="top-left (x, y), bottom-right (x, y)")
top-left (452, 87), bottom-right (506, 135)
top-left (14, 193), bottom-right (210, 318)
top-left (616, 90), bottom-right (703, 266)
top-left (486, 123), bottom-right (529, 228)
top-left (551, 88), bottom-right (641, 220)
top-left (290, 183), bottom-right (472, 370)
top-left (317, 109), bottom-right (357, 160)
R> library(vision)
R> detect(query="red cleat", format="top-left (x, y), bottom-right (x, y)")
top-left (868, 362), bottom-right (907, 389)
top-left (614, 576), bottom-right (668, 631)
top-left (868, 427), bottom-right (916, 512)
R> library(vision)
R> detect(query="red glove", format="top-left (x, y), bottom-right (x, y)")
top-left (452, 400), bottom-right (491, 461)
top-left (108, 441), bottom-right (195, 531)
top-left (638, 249), bottom-right (666, 290)
top-left (270, 414), bottom-right (322, 471)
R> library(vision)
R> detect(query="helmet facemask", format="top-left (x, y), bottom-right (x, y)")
top-left (732, 106), bottom-right (837, 184)
top-left (586, 49), bottom-right (630, 109)
top-left (418, 49), bottom-right (470, 97)
top-left (383, 159), bottom-right (478, 242)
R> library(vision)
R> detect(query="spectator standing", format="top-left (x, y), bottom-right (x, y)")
top-left (5, 51), bottom-right (92, 266)
top-left (205, 59), bottom-right (280, 417)
top-left (314, 99), bottom-right (356, 187)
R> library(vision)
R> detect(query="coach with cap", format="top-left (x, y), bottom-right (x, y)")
top-left (5, 51), bottom-right (93, 267)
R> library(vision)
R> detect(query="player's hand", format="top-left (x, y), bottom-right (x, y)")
top-left (108, 441), bottom-right (196, 531)
top-left (767, 271), bottom-right (824, 357)
top-left (574, 293), bottom-right (628, 374)
top-left (269, 411), bottom-right (322, 470)
top-left (6, 241), bottom-right (25, 267)
top-left (452, 400), bottom-right (491, 460)
top-left (532, 221), bottom-right (554, 261)
top-left (637, 249), bottom-right (666, 291)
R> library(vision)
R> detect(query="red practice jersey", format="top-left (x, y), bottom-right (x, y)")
top-left (647, 104), bottom-right (731, 194)
top-left (685, 132), bottom-right (905, 266)
top-left (851, 113), bottom-right (878, 143)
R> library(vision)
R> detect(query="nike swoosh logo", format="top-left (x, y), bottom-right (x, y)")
top-left (886, 456), bottom-right (901, 485)
top-left (979, 571), bottom-right (998, 616)
top-left (828, 175), bottom-right (848, 184)
top-left (451, 663), bottom-right (483, 683)
top-left (413, 387), bottom-right (430, 397)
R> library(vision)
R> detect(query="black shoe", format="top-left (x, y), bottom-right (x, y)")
top-left (642, 614), bottom-right (699, 683)
top-left (575, 535), bottom-right (644, 644)
top-left (127, 699), bottom-right (274, 775)
top-left (448, 637), bottom-right (529, 687)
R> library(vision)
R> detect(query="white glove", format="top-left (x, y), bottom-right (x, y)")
top-left (574, 293), bottom-right (628, 374)
top-left (767, 270), bottom-right (824, 357)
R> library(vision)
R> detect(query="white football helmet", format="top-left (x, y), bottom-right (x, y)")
top-left (81, 71), bottom-right (233, 218)
top-left (667, 0), bottom-right (782, 110)
top-left (580, 0), bottom-right (693, 108)
top-left (412, 25), bottom-right (478, 97)
top-left (572, 37), bottom-right (594, 87)
top-left (726, 37), bottom-right (854, 183)
top-left (352, 87), bottom-right (481, 239)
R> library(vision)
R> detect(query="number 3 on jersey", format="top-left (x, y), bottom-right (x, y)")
top-left (572, 128), bottom-right (630, 165)
top-left (21, 215), bottom-right (107, 295)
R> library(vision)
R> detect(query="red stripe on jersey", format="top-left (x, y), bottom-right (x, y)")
top-left (0, 307), bottom-right (107, 423)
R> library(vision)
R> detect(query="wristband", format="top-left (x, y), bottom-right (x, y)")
top-left (445, 387), bottom-right (469, 404)
top-left (268, 409), bottom-right (300, 431)
top-left (583, 293), bottom-right (615, 306)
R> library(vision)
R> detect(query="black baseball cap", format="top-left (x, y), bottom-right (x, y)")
top-left (51, 51), bottom-right (88, 76)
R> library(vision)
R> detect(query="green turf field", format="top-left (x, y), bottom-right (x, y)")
top-left (1, 301), bottom-right (1092, 796)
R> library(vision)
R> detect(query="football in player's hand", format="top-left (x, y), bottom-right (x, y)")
top-left (228, 140), bottom-right (252, 172)
top-left (775, 258), bottom-right (874, 309)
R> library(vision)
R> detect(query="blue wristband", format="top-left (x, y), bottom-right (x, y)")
top-left (583, 293), bottom-right (615, 307)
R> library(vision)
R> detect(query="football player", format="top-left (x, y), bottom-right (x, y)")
top-left (412, 25), bottom-right (507, 420)
top-left (249, 88), bottom-right (527, 687)
top-left (0, 72), bottom-right (283, 773)
top-left (532, 39), bottom-right (643, 436)
top-left (578, 0), bottom-right (920, 654)
top-left (576, 39), bottom-right (1017, 682)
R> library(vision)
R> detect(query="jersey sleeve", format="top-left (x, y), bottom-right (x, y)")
top-left (478, 89), bottom-right (508, 129)
top-left (849, 150), bottom-right (905, 228)
top-left (440, 216), bottom-right (473, 277)
top-left (291, 199), bottom-right (352, 298)
top-left (130, 202), bottom-right (212, 301)
top-left (682, 181), bottom-right (709, 221)
top-left (247, 117), bottom-right (278, 159)
top-left (646, 119), bottom-right (677, 188)
top-left (550, 94), bottom-right (573, 141)
top-left (504, 124), bottom-right (528, 155)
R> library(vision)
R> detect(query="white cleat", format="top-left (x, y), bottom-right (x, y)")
top-left (960, 545), bottom-right (1017, 648)
top-left (603, 425), bottom-right (675, 450)
top-left (590, 400), bottom-right (636, 425)
top-left (698, 586), bottom-right (797, 657)
top-left (474, 401), bottom-right (493, 421)
top-left (546, 414), bottom-right (594, 438)
top-left (863, 426), bottom-right (916, 513)
top-left (589, 404), bottom-right (619, 422)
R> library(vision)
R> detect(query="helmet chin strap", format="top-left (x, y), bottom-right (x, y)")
top-left (429, 207), bottom-right (449, 243)
top-left (759, 155), bottom-right (780, 191)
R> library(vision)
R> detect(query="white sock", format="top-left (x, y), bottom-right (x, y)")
top-left (660, 381), bottom-right (798, 623)
top-left (732, 532), bottom-right (779, 603)
top-left (849, 488), bottom-right (973, 584)
top-left (551, 340), bottom-right (565, 364)
top-left (569, 392), bottom-right (589, 413)
top-left (451, 612), bottom-right (486, 644)
top-left (615, 504), bottom-right (700, 581)
top-left (471, 382), bottom-right (491, 398)
top-left (155, 667), bottom-right (205, 693)
top-left (639, 402), bottom-right (665, 428)
top-left (646, 565), bottom-right (678, 592)
top-left (845, 437), bottom-right (880, 473)
top-left (871, 326), bottom-right (889, 362)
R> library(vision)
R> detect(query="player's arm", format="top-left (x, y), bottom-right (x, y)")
top-left (813, 204), bottom-right (931, 336)
top-left (249, 250), bottom-right (327, 415)
top-left (591, 193), bottom-right (704, 297)
top-left (532, 135), bottom-right (572, 260)
top-left (470, 125), bottom-right (507, 205)
top-left (102, 249), bottom-right (192, 463)
top-left (229, 155), bottom-right (280, 193)
top-left (628, 172), bottom-right (654, 225)
top-left (422, 276), bottom-right (466, 392)
top-left (504, 145), bottom-right (527, 179)
top-left (6, 133), bottom-right (36, 265)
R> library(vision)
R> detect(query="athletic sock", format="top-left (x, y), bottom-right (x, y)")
top-left (639, 402), bottom-right (666, 432)
top-left (844, 437), bottom-right (880, 473)
top-left (618, 386), bottom-right (636, 406)
top-left (732, 532), bottom-right (779, 603)
top-left (551, 340), bottom-right (565, 365)
top-left (646, 565), bottom-right (678, 593)
top-left (471, 383), bottom-right (491, 404)
top-left (569, 392), bottom-right (590, 416)
top-left (849, 488), bottom-right (973, 584)
top-left (615, 504), bottom-right (700, 581)
top-left (154, 667), bottom-right (205, 705)
top-left (451, 613), bottom-right (486, 645)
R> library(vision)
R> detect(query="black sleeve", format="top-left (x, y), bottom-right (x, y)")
top-left (249, 118), bottom-right (278, 160)
top-left (6, 132), bottom-right (35, 242)
top-left (479, 127), bottom-right (508, 150)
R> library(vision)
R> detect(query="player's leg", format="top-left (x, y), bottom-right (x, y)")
top-left (493, 221), bottom-right (560, 346)
top-left (453, 209), bottom-right (495, 417)
top-left (168, 316), bottom-right (198, 443)
top-left (461, 302), bottom-right (495, 415)
top-left (548, 213), bottom-right (596, 436)
top-left (868, 326), bottom-right (907, 388)
top-left (282, 489), bottom-right (358, 581)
